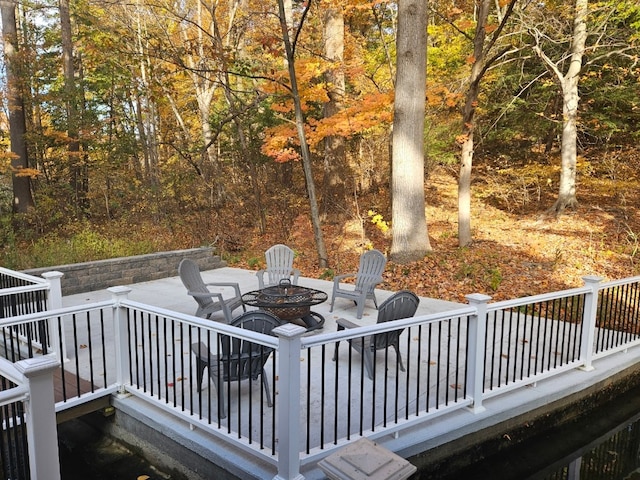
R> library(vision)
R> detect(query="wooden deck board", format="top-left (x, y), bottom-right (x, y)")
top-left (53, 368), bottom-right (110, 423)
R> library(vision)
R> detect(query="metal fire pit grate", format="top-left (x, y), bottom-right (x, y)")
top-left (242, 280), bottom-right (328, 322)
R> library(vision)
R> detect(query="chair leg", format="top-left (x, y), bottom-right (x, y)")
top-left (194, 358), bottom-right (206, 392)
top-left (393, 344), bottom-right (405, 372)
top-left (329, 295), bottom-right (336, 312)
top-left (214, 373), bottom-right (227, 419)
top-left (362, 347), bottom-right (375, 380)
top-left (356, 299), bottom-right (365, 319)
top-left (261, 369), bottom-right (273, 407)
top-left (191, 342), bottom-right (209, 392)
top-left (332, 324), bottom-right (345, 362)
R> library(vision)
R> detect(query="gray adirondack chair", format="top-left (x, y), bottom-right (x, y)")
top-left (329, 249), bottom-right (387, 319)
top-left (191, 310), bottom-right (281, 418)
top-left (178, 258), bottom-right (245, 323)
top-left (333, 290), bottom-right (419, 380)
top-left (256, 244), bottom-right (300, 289)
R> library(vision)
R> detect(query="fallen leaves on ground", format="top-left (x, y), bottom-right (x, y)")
top-left (236, 155), bottom-right (640, 304)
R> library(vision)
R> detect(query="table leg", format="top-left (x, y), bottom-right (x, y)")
top-left (300, 312), bottom-right (324, 332)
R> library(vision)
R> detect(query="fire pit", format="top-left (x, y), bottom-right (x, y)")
top-left (242, 280), bottom-right (327, 331)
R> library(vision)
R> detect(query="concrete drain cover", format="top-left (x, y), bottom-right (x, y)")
top-left (318, 438), bottom-right (416, 480)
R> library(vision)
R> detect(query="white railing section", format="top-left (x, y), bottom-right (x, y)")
top-left (0, 355), bottom-right (61, 480)
top-left (0, 268), bottom-right (64, 363)
top-left (1, 274), bottom-right (640, 479)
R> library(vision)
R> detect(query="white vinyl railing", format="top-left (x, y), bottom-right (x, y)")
top-left (0, 272), bottom-right (640, 479)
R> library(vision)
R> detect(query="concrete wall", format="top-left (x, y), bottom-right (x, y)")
top-left (24, 247), bottom-right (225, 296)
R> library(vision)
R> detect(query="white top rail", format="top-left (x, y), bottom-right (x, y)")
top-left (0, 300), bottom-right (113, 328)
top-left (0, 356), bottom-right (26, 385)
top-left (0, 357), bottom-right (29, 406)
top-left (599, 275), bottom-right (640, 289)
top-left (0, 283), bottom-right (51, 297)
top-left (122, 298), bottom-right (280, 349)
top-left (487, 285), bottom-right (592, 312)
top-left (302, 305), bottom-right (477, 349)
top-left (0, 267), bottom-right (49, 286)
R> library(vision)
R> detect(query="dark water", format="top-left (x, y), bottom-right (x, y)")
top-left (57, 415), bottom-right (175, 480)
top-left (57, 385), bottom-right (640, 480)
top-left (432, 385), bottom-right (640, 480)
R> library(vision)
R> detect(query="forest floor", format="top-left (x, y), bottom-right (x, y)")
top-left (234, 147), bottom-right (640, 304)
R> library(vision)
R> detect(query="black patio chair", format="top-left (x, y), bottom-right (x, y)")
top-left (191, 310), bottom-right (282, 418)
top-left (333, 290), bottom-right (419, 380)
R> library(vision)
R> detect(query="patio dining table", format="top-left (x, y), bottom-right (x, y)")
top-left (241, 279), bottom-right (327, 332)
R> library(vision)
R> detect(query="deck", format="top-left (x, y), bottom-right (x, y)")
top-left (49, 267), bottom-right (640, 479)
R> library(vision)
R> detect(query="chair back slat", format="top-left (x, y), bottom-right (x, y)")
top-left (178, 259), bottom-right (212, 309)
top-left (372, 290), bottom-right (419, 350)
top-left (265, 244), bottom-right (296, 286)
top-left (219, 311), bottom-right (280, 382)
top-left (354, 250), bottom-right (387, 292)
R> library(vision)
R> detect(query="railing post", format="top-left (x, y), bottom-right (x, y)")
top-left (465, 293), bottom-right (492, 413)
top-left (41, 271), bottom-right (63, 310)
top-left (109, 286), bottom-right (132, 395)
top-left (41, 271), bottom-right (67, 363)
top-left (15, 355), bottom-right (61, 480)
top-left (580, 276), bottom-right (603, 371)
top-left (272, 323), bottom-right (306, 480)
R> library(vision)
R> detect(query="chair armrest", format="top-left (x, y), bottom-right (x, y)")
top-left (333, 273), bottom-right (356, 285)
top-left (204, 282), bottom-right (242, 297)
top-left (368, 275), bottom-right (384, 287)
top-left (256, 270), bottom-right (266, 289)
top-left (188, 291), bottom-right (225, 302)
top-left (291, 269), bottom-right (301, 284)
top-left (336, 317), bottom-right (360, 330)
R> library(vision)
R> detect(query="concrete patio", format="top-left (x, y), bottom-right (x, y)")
top-left (60, 265), bottom-right (464, 327)
top-left (50, 266), bottom-right (640, 479)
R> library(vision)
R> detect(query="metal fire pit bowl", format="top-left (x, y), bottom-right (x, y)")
top-left (242, 280), bottom-right (328, 325)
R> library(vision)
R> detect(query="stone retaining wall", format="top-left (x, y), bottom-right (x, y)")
top-left (24, 247), bottom-right (225, 296)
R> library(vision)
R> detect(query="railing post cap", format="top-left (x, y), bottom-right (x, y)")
top-left (41, 271), bottom-right (64, 280)
top-left (466, 293), bottom-right (492, 304)
top-left (108, 286), bottom-right (132, 296)
top-left (14, 355), bottom-right (60, 377)
top-left (273, 323), bottom-right (307, 338)
top-left (582, 275), bottom-right (603, 284)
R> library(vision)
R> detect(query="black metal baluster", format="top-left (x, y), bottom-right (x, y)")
top-left (426, 322), bottom-right (432, 412)
top-left (86, 311), bottom-right (94, 394)
top-left (99, 310), bottom-right (107, 389)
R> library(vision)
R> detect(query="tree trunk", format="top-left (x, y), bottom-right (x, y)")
top-left (133, 7), bottom-right (160, 190)
top-left (1, 0), bottom-right (34, 213)
top-left (390, 0), bottom-right (431, 263)
top-left (551, 0), bottom-right (587, 213)
top-left (277, 0), bottom-right (328, 268)
top-left (60, 0), bottom-right (86, 216)
top-left (457, 0), bottom-right (491, 247)
top-left (536, 0), bottom-right (588, 214)
top-left (322, 5), bottom-right (347, 216)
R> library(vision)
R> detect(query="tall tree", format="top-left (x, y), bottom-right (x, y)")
top-left (276, 0), bottom-right (329, 268)
top-left (531, 0), bottom-right (588, 214)
top-left (389, 0), bottom-right (431, 263)
top-left (1, 0), bottom-right (34, 213)
top-left (457, 0), bottom-right (516, 246)
top-left (321, 2), bottom-right (346, 215)
top-left (59, 0), bottom-right (87, 215)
